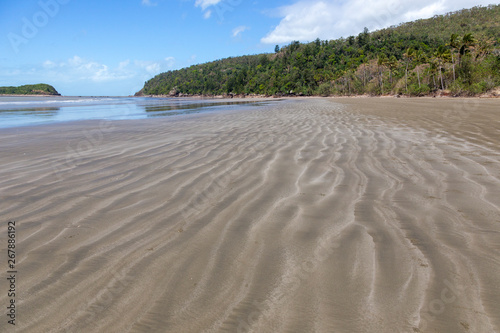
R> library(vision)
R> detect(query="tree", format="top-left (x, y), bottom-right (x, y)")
top-left (357, 27), bottom-right (370, 46)
top-left (434, 45), bottom-right (451, 90)
top-left (429, 60), bottom-right (438, 89)
top-left (414, 49), bottom-right (427, 88)
top-left (275, 45), bottom-right (280, 53)
top-left (459, 33), bottom-right (475, 64)
top-left (358, 55), bottom-right (368, 87)
top-left (403, 47), bottom-right (416, 93)
top-left (314, 38), bottom-right (321, 49)
top-left (474, 37), bottom-right (493, 61)
top-left (377, 53), bottom-right (388, 94)
top-left (447, 33), bottom-right (460, 81)
top-left (387, 55), bottom-right (398, 85)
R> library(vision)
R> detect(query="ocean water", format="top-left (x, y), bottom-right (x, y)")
top-left (0, 96), bottom-right (272, 128)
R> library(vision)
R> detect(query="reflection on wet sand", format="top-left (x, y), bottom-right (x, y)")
top-left (0, 107), bottom-right (60, 117)
top-left (141, 100), bottom-right (273, 117)
top-left (0, 97), bottom-right (276, 128)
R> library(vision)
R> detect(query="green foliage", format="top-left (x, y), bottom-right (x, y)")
top-left (470, 81), bottom-right (490, 94)
top-left (318, 82), bottom-right (333, 96)
top-left (408, 83), bottom-right (431, 96)
top-left (0, 84), bottom-right (60, 95)
top-left (139, 5), bottom-right (500, 97)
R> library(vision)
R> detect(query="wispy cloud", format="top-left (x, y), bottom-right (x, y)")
top-left (43, 60), bottom-right (57, 69)
top-left (195, 0), bottom-right (222, 11)
top-left (164, 57), bottom-right (175, 68)
top-left (403, 1), bottom-right (446, 21)
top-left (232, 25), bottom-right (249, 38)
top-left (141, 0), bottom-right (157, 6)
top-left (47, 56), bottom-right (123, 82)
top-left (1, 56), bottom-right (176, 88)
top-left (0, 55), bottom-right (179, 95)
top-left (261, 0), bottom-right (494, 44)
top-left (194, 0), bottom-right (223, 18)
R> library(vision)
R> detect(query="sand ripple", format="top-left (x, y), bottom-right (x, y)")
top-left (1, 98), bottom-right (499, 332)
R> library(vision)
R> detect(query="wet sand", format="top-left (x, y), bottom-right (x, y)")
top-left (1, 98), bottom-right (499, 332)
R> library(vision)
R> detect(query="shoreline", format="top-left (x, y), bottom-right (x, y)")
top-left (3, 90), bottom-right (498, 99)
top-left (139, 88), bottom-right (500, 99)
top-left (0, 94), bottom-right (61, 97)
top-left (0, 95), bottom-right (496, 130)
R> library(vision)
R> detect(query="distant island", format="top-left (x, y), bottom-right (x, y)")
top-left (0, 84), bottom-right (60, 96)
top-left (137, 4), bottom-right (500, 98)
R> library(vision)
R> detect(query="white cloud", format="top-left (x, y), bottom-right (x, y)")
top-left (43, 60), bottom-right (56, 69)
top-left (0, 56), bottom-right (179, 95)
top-left (232, 25), bottom-right (249, 38)
top-left (261, 0), bottom-right (494, 44)
top-left (56, 56), bottom-right (120, 82)
top-left (134, 60), bottom-right (161, 74)
top-left (119, 60), bottom-right (131, 70)
top-left (1, 56), bottom-right (178, 95)
top-left (195, 0), bottom-right (222, 11)
top-left (66, 55), bottom-right (80, 67)
top-left (141, 0), bottom-right (157, 6)
top-left (30, 56), bottom-right (177, 84)
top-left (403, 1), bottom-right (446, 21)
top-left (194, 0), bottom-right (223, 18)
top-left (164, 57), bottom-right (175, 68)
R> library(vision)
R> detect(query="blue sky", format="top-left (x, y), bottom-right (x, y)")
top-left (0, 0), bottom-right (495, 96)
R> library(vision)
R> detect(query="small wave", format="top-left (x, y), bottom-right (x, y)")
top-left (0, 98), bottom-right (113, 106)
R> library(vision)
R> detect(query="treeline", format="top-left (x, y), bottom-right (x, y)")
top-left (139, 5), bottom-right (500, 97)
top-left (0, 84), bottom-right (60, 95)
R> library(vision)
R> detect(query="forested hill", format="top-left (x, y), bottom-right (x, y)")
top-left (0, 84), bottom-right (60, 95)
top-left (138, 5), bottom-right (500, 97)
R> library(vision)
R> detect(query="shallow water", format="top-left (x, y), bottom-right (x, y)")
top-left (0, 96), bottom-right (272, 128)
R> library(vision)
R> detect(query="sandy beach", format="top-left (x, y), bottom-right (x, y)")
top-left (1, 97), bottom-right (500, 332)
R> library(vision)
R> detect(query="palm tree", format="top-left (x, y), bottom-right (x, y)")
top-left (434, 45), bottom-right (451, 90)
top-left (346, 69), bottom-right (356, 95)
top-left (387, 55), bottom-right (398, 86)
top-left (359, 55), bottom-right (368, 88)
top-left (403, 47), bottom-right (415, 93)
top-left (459, 33), bottom-right (475, 65)
top-left (429, 60), bottom-right (438, 90)
top-left (377, 53), bottom-right (388, 94)
top-left (474, 37), bottom-right (493, 61)
top-left (447, 33), bottom-right (460, 82)
top-left (414, 50), bottom-right (427, 89)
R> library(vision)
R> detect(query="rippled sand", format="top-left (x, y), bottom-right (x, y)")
top-left (1, 98), bottom-right (499, 332)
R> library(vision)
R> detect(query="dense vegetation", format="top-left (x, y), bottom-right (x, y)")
top-left (139, 5), bottom-right (500, 97)
top-left (0, 84), bottom-right (60, 95)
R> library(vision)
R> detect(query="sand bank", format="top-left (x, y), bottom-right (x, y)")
top-left (1, 98), bottom-right (499, 332)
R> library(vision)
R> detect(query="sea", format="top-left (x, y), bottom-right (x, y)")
top-left (0, 96), bottom-right (271, 129)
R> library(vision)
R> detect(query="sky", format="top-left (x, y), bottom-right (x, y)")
top-left (0, 0), bottom-right (496, 96)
